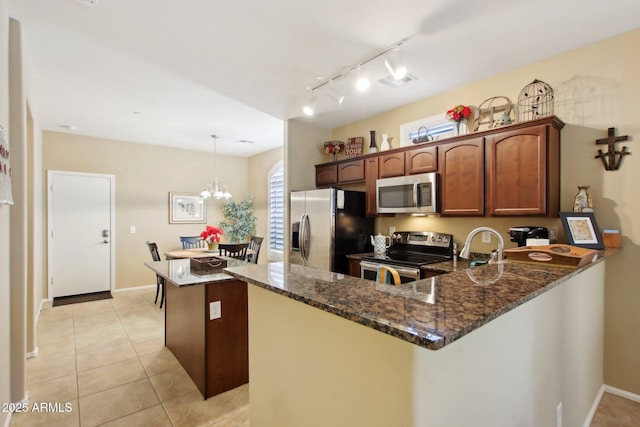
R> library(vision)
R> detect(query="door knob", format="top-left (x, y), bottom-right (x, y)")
top-left (103, 239), bottom-right (109, 244)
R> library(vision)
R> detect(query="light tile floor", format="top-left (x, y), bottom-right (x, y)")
top-left (9, 287), bottom-right (640, 426)
top-left (10, 288), bottom-right (248, 427)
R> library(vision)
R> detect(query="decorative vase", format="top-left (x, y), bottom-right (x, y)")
top-left (330, 153), bottom-right (338, 162)
top-left (381, 134), bottom-right (390, 151)
top-left (369, 130), bottom-right (378, 153)
top-left (573, 186), bottom-right (593, 212)
top-left (207, 242), bottom-right (218, 252)
top-left (455, 120), bottom-right (468, 136)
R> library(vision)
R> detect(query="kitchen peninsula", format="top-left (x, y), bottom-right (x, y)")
top-left (224, 251), bottom-right (615, 427)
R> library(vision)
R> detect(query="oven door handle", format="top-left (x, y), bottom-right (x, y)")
top-left (360, 262), bottom-right (421, 278)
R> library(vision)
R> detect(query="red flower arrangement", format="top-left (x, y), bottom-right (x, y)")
top-left (323, 141), bottom-right (345, 155)
top-left (445, 105), bottom-right (472, 122)
top-left (200, 225), bottom-right (223, 244)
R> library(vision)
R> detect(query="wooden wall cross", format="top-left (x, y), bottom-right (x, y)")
top-left (595, 127), bottom-right (631, 170)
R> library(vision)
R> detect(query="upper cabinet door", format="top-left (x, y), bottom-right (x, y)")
top-left (378, 152), bottom-right (405, 178)
top-left (405, 146), bottom-right (438, 175)
top-left (439, 137), bottom-right (485, 216)
top-left (486, 124), bottom-right (559, 216)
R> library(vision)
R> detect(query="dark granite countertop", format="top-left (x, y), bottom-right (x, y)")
top-left (225, 249), bottom-right (618, 350)
top-left (145, 257), bottom-right (248, 287)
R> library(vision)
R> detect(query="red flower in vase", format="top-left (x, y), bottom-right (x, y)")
top-left (200, 226), bottom-right (223, 244)
top-left (445, 105), bottom-right (472, 122)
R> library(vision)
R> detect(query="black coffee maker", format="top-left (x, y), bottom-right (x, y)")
top-left (509, 226), bottom-right (550, 247)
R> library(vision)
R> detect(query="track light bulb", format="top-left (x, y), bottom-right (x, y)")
top-left (303, 95), bottom-right (317, 116)
top-left (356, 76), bottom-right (370, 92)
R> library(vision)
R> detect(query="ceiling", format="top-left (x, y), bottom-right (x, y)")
top-left (8, 0), bottom-right (640, 157)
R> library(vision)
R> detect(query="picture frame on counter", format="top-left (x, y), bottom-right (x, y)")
top-left (169, 192), bottom-right (206, 224)
top-left (559, 212), bottom-right (604, 249)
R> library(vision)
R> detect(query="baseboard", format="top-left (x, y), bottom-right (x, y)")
top-left (582, 383), bottom-right (640, 427)
top-left (26, 346), bottom-right (39, 359)
top-left (583, 384), bottom-right (606, 427)
top-left (112, 284), bottom-right (156, 294)
top-left (605, 384), bottom-right (640, 402)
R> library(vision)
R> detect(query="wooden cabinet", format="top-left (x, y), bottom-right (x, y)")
top-left (347, 258), bottom-right (361, 277)
top-left (486, 122), bottom-right (561, 216)
top-left (315, 164), bottom-right (337, 187)
top-left (314, 116), bottom-right (563, 217)
top-left (337, 159), bottom-right (365, 183)
top-left (405, 146), bottom-right (437, 174)
top-left (365, 157), bottom-right (379, 217)
top-left (378, 152), bottom-right (405, 178)
top-left (316, 160), bottom-right (365, 186)
top-left (439, 137), bottom-right (485, 216)
top-left (165, 279), bottom-right (248, 399)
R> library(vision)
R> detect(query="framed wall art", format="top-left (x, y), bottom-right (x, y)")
top-left (559, 212), bottom-right (604, 249)
top-left (169, 192), bottom-right (206, 224)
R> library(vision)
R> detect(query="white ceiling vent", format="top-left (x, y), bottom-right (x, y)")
top-left (379, 74), bottom-right (417, 88)
top-left (236, 139), bottom-right (256, 144)
top-left (76, 0), bottom-right (98, 6)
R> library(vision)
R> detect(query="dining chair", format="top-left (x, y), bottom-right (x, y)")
top-left (218, 243), bottom-right (249, 260)
top-left (180, 236), bottom-right (205, 249)
top-left (145, 241), bottom-right (166, 308)
top-left (247, 236), bottom-right (264, 264)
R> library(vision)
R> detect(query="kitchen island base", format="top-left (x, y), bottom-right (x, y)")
top-left (165, 278), bottom-right (248, 399)
top-left (247, 263), bottom-right (604, 427)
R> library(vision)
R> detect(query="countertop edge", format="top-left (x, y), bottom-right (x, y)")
top-left (226, 248), bottom-right (619, 350)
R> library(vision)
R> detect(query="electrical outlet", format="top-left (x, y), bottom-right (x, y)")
top-left (209, 301), bottom-right (221, 320)
top-left (556, 401), bottom-right (563, 427)
top-left (129, 225), bottom-right (136, 234)
top-left (482, 231), bottom-right (491, 243)
top-left (389, 226), bottom-right (396, 236)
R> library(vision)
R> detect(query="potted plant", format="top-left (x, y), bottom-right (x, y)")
top-left (219, 194), bottom-right (256, 243)
top-left (200, 226), bottom-right (223, 251)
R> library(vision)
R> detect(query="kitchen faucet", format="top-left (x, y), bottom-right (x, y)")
top-left (459, 227), bottom-right (504, 261)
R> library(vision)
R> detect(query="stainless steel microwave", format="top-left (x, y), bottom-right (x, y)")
top-left (376, 172), bottom-right (438, 214)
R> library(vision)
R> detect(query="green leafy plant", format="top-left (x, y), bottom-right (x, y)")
top-left (219, 194), bottom-right (256, 243)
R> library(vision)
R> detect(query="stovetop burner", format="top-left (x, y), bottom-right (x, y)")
top-left (362, 231), bottom-right (454, 268)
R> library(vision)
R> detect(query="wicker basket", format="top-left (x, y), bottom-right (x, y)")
top-left (190, 256), bottom-right (228, 275)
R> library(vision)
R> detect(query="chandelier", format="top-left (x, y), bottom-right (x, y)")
top-left (200, 134), bottom-right (232, 200)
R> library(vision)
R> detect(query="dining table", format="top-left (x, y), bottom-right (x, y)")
top-left (165, 247), bottom-right (253, 260)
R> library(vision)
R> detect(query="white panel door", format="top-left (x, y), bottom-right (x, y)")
top-left (49, 171), bottom-right (114, 297)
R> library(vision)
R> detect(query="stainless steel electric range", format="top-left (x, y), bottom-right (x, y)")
top-left (360, 231), bottom-right (454, 283)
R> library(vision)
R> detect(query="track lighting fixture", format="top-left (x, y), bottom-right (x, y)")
top-left (302, 93), bottom-right (318, 116)
top-left (301, 37), bottom-right (411, 117)
top-left (200, 135), bottom-right (232, 200)
top-left (327, 81), bottom-right (345, 105)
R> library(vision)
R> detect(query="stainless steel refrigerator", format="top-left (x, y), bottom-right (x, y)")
top-left (290, 188), bottom-right (374, 274)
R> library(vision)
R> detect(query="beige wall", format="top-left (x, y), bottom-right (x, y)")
top-left (43, 131), bottom-right (250, 290)
top-left (329, 30), bottom-right (640, 394)
top-left (248, 146), bottom-right (283, 263)
top-left (0, 0), bottom-right (12, 422)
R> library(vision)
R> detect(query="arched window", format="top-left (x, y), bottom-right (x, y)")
top-left (268, 162), bottom-right (284, 261)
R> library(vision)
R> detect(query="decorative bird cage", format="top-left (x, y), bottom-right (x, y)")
top-left (517, 79), bottom-right (554, 122)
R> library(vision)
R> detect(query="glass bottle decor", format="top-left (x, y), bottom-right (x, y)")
top-left (381, 133), bottom-right (390, 151)
top-left (369, 130), bottom-right (378, 153)
top-left (573, 186), bottom-right (593, 212)
top-left (455, 120), bottom-right (468, 136)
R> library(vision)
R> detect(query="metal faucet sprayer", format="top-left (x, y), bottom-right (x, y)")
top-left (459, 227), bottom-right (505, 261)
